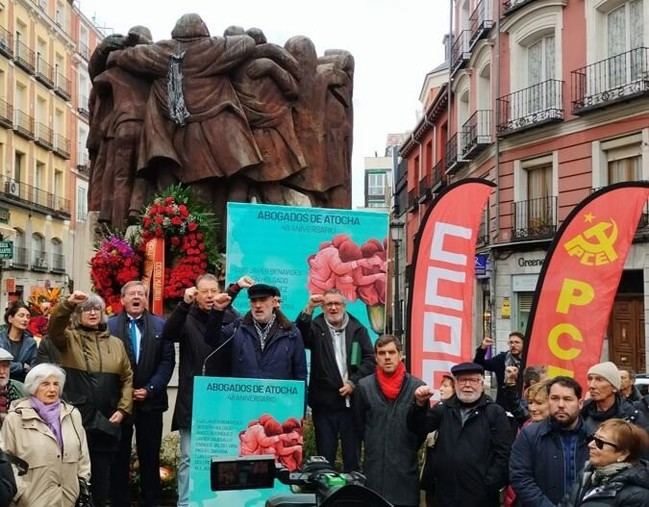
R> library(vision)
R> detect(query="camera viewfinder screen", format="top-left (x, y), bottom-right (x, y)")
top-left (210, 457), bottom-right (275, 491)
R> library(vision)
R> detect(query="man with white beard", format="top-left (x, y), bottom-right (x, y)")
top-left (408, 362), bottom-right (514, 507)
top-left (0, 348), bottom-right (26, 427)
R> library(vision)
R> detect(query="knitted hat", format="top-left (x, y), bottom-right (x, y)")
top-left (587, 361), bottom-right (621, 390)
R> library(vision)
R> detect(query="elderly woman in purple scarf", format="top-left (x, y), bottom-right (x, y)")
top-left (1, 363), bottom-right (90, 506)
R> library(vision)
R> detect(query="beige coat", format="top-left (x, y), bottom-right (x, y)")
top-left (1, 398), bottom-right (90, 507)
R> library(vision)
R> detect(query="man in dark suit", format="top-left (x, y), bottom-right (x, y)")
top-left (108, 280), bottom-right (174, 507)
top-left (296, 288), bottom-right (374, 471)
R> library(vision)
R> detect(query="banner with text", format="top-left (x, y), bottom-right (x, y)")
top-left (227, 203), bottom-right (389, 337)
top-left (189, 377), bottom-right (306, 505)
top-left (524, 182), bottom-right (649, 385)
top-left (408, 179), bottom-right (495, 388)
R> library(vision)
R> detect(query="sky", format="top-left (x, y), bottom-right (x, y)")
top-left (77, 0), bottom-right (450, 207)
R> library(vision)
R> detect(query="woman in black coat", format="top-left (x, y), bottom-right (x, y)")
top-left (562, 418), bottom-right (649, 506)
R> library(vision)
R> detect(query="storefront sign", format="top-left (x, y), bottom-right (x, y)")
top-left (501, 297), bottom-right (511, 319)
top-left (0, 241), bottom-right (12, 259)
top-left (512, 274), bottom-right (538, 292)
top-left (475, 254), bottom-right (489, 278)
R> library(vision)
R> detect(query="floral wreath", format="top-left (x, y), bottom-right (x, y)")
top-left (89, 185), bottom-right (221, 314)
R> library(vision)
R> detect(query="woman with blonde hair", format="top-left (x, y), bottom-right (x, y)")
top-left (562, 418), bottom-right (649, 506)
top-left (1, 363), bottom-right (90, 506)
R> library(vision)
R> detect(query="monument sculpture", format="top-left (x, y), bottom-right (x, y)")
top-left (87, 13), bottom-right (354, 232)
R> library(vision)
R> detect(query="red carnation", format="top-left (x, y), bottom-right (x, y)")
top-left (188, 222), bottom-right (198, 232)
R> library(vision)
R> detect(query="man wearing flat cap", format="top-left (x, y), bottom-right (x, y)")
top-left (0, 348), bottom-right (26, 427)
top-left (205, 283), bottom-right (307, 382)
top-left (581, 361), bottom-right (647, 434)
top-left (408, 362), bottom-right (514, 507)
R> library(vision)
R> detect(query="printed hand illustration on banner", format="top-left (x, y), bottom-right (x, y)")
top-left (307, 234), bottom-right (387, 333)
top-left (239, 415), bottom-right (304, 471)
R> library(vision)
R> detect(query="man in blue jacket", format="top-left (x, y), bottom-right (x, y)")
top-left (509, 376), bottom-right (589, 507)
top-left (205, 283), bottom-right (307, 382)
top-left (107, 280), bottom-right (174, 507)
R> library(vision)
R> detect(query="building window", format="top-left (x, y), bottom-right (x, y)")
top-left (513, 154), bottom-right (558, 240)
top-left (51, 238), bottom-right (64, 272)
top-left (528, 35), bottom-right (556, 112)
top-left (76, 183), bottom-right (88, 222)
top-left (607, 0), bottom-right (644, 84)
top-left (367, 172), bottom-right (386, 196)
top-left (32, 233), bottom-right (46, 268)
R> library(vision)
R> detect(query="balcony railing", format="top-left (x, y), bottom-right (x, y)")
top-left (54, 72), bottom-right (71, 100)
top-left (13, 110), bottom-right (34, 139)
top-left (78, 95), bottom-right (89, 117)
top-left (572, 47), bottom-right (649, 115)
top-left (35, 55), bottom-right (54, 87)
top-left (77, 41), bottom-right (89, 61)
top-left (31, 250), bottom-right (48, 271)
top-left (445, 133), bottom-right (468, 174)
top-left (451, 30), bottom-right (471, 75)
top-left (35, 122), bottom-right (53, 149)
top-left (15, 40), bottom-right (35, 73)
top-left (0, 26), bottom-right (13, 58)
top-left (54, 134), bottom-right (71, 159)
top-left (77, 150), bottom-right (89, 175)
top-left (408, 188), bottom-right (418, 212)
top-left (503, 0), bottom-right (537, 15)
top-left (51, 253), bottom-right (65, 273)
top-left (469, 0), bottom-right (494, 48)
top-left (512, 196), bottom-right (557, 241)
top-left (431, 160), bottom-right (444, 190)
top-left (418, 174), bottom-right (432, 204)
top-left (497, 79), bottom-right (564, 136)
top-left (1, 175), bottom-right (71, 216)
top-left (462, 109), bottom-right (493, 158)
top-left (10, 247), bottom-right (28, 269)
top-left (0, 99), bottom-right (12, 128)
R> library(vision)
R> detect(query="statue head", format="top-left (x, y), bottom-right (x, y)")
top-left (285, 36), bottom-right (317, 69)
top-left (171, 13), bottom-right (210, 40)
top-left (223, 25), bottom-right (245, 36)
top-left (127, 25), bottom-right (153, 45)
top-left (246, 27), bottom-right (267, 45)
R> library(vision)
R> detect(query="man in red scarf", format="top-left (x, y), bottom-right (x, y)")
top-left (354, 335), bottom-right (424, 507)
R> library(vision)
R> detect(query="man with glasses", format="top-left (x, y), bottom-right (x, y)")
top-left (409, 362), bottom-right (513, 507)
top-left (107, 281), bottom-right (174, 507)
top-left (161, 273), bottom-right (245, 507)
top-left (510, 376), bottom-right (589, 507)
top-left (296, 288), bottom-right (374, 472)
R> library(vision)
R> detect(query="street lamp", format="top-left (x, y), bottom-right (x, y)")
top-left (390, 221), bottom-right (405, 339)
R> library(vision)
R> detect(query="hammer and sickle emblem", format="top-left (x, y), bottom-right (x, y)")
top-left (564, 219), bottom-right (618, 265)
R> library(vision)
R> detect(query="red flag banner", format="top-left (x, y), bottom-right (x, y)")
top-left (524, 182), bottom-right (649, 385)
top-left (143, 238), bottom-right (165, 315)
top-left (408, 178), bottom-right (495, 387)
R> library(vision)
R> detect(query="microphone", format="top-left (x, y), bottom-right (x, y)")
top-left (202, 319), bottom-right (240, 376)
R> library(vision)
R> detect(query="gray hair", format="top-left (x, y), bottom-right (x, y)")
top-left (121, 280), bottom-right (147, 297)
top-left (70, 293), bottom-right (107, 327)
top-left (323, 288), bottom-right (346, 301)
top-left (24, 363), bottom-right (66, 395)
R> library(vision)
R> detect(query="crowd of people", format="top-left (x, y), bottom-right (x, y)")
top-left (0, 276), bottom-right (649, 507)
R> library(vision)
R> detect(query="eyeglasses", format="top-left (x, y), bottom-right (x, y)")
top-left (324, 302), bottom-right (343, 308)
top-left (456, 377), bottom-right (482, 385)
top-left (81, 306), bottom-right (102, 313)
top-left (587, 434), bottom-right (619, 450)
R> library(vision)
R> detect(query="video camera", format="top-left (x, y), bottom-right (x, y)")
top-left (211, 455), bottom-right (393, 506)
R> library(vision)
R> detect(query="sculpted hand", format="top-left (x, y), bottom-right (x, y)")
top-left (67, 291), bottom-right (89, 305)
top-left (183, 287), bottom-right (197, 304)
top-left (414, 385), bottom-right (434, 407)
top-left (480, 336), bottom-right (494, 350)
top-left (109, 411), bottom-right (124, 424)
top-left (213, 293), bottom-right (232, 310)
top-left (237, 276), bottom-right (255, 289)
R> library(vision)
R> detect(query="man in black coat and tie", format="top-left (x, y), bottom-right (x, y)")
top-left (107, 280), bottom-right (174, 507)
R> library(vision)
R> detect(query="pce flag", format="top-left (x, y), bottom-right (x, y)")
top-left (524, 182), bottom-right (649, 385)
top-left (408, 178), bottom-right (495, 387)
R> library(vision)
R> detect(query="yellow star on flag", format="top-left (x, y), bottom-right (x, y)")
top-left (584, 212), bottom-right (595, 223)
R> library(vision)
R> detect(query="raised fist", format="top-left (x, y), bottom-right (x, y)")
top-left (67, 291), bottom-right (89, 305)
top-left (183, 287), bottom-right (198, 304)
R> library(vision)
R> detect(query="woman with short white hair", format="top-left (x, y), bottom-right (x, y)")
top-left (0, 362), bottom-right (90, 506)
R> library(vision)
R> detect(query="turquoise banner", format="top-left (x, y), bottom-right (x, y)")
top-left (189, 377), bottom-right (306, 505)
top-left (226, 203), bottom-right (389, 337)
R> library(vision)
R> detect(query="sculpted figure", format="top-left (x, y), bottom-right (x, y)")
top-left (225, 27), bottom-right (307, 205)
top-left (87, 26), bottom-right (153, 228)
top-left (284, 37), bottom-right (354, 208)
top-left (107, 13), bottom-right (262, 217)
